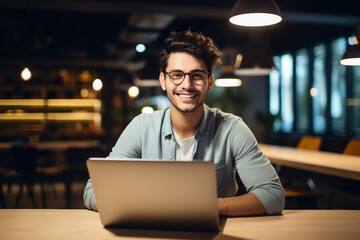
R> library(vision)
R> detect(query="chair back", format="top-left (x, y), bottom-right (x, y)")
top-left (11, 144), bottom-right (38, 175)
top-left (65, 146), bottom-right (102, 180)
top-left (297, 136), bottom-right (322, 150)
top-left (343, 139), bottom-right (360, 156)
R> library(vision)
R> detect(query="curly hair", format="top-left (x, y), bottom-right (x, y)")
top-left (160, 30), bottom-right (222, 73)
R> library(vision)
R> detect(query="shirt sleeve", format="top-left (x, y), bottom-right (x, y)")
top-left (231, 119), bottom-right (285, 215)
top-left (108, 115), bottom-right (142, 158)
top-left (83, 179), bottom-right (98, 211)
top-left (83, 116), bottom-right (143, 211)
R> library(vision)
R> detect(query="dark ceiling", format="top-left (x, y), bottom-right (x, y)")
top-left (0, 0), bottom-right (359, 78)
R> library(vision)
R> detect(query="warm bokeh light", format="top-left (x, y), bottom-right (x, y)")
top-left (310, 88), bottom-right (318, 97)
top-left (136, 44), bottom-right (146, 53)
top-left (128, 86), bottom-right (140, 98)
top-left (92, 79), bottom-right (103, 91)
top-left (80, 88), bottom-right (89, 98)
top-left (229, 13), bottom-right (282, 27)
top-left (141, 106), bottom-right (154, 114)
top-left (21, 67), bottom-right (31, 81)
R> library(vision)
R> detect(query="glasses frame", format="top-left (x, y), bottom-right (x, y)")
top-left (164, 69), bottom-right (211, 86)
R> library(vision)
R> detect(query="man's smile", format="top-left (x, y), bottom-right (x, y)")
top-left (176, 93), bottom-right (198, 99)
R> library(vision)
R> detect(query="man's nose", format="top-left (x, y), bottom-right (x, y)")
top-left (181, 74), bottom-right (193, 88)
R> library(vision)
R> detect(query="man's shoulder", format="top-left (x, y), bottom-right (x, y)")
top-left (206, 105), bottom-right (243, 122)
top-left (135, 107), bottom-right (169, 121)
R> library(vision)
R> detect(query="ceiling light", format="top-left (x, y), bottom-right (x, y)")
top-left (341, 22), bottom-right (360, 66)
top-left (215, 66), bottom-right (242, 87)
top-left (215, 77), bottom-right (242, 87)
top-left (229, 0), bottom-right (282, 27)
top-left (234, 32), bottom-right (276, 76)
top-left (340, 44), bottom-right (360, 66)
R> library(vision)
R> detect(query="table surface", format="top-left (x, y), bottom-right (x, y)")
top-left (259, 143), bottom-right (360, 181)
top-left (0, 209), bottom-right (359, 240)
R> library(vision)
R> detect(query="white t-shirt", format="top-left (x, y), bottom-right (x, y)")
top-left (173, 130), bottom-right (195, 161)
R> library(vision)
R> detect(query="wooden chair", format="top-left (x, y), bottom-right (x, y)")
top-left (343, 138), bottom-right (360, 156)
top-left (281, 136), bottom-right (324, 209)
top-left (11, 144), bottom-right (70, 208)
top-left (297, 136), bottom-right (322, 150)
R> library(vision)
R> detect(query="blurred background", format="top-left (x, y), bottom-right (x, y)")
top-left (0, 0), bottom-right (359, 210)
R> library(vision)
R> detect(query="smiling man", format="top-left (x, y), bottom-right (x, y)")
top-left (84, 30), bottom-right (285, 216)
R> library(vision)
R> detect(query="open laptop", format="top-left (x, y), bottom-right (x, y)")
top-left (86, 158), bottom-right (220, 232)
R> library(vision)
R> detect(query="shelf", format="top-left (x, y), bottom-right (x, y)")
top-left (0, 99), bottom-right (101, 111)
top-left (0, 99), bottom-right (102, 134)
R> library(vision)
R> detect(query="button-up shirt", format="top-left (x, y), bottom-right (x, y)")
top-left (84, 105), bottom-right (285, 214)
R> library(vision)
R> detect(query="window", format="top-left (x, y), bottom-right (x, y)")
top-left (352, 67), bottom-right (360, 133)
top-left (280, 54), bottom-right (294, 132)
top-left (270, 56), bottom-right (280, 116)
top-left (312, 44), bottom-right (327, 133)
top-left (270, 56), bottom-right (281, 131)
top-left (270, 36), bottom-right (359, 136)
top-left (295, 48), bottom-right (309, 131)
top-left (331, 38), bottom-right (347, 132)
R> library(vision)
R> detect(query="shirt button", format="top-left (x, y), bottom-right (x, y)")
top-left (169, 156), bottom-right (173, 159)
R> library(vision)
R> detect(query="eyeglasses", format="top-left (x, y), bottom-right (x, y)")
top-left (164, 70), bottom-right (210, 86)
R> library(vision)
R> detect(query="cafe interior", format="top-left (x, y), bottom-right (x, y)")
top-left (0, 0), bottom-right (359, 211)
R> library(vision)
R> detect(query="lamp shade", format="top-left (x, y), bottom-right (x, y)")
top-left (215, 72), bottom-right (242, 87)
top-left (229, 0), bottom-right (282, 27)
top-left (234, 32), bottom-right (275, 76)
top-left (340, 44), bottom-right (360, 66)
top-left (340, 21), bottom-right (360, 66)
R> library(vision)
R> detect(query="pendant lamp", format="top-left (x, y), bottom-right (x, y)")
top-left (215, 48), bottom-right (242, 87)
top-left (215, 66), bottom-right (242, 87)
top-left (340, 21), bottom-right (360, 66)
top-left (229, 0), bottom-right (282, 27)
top-left (234, 32), bottom-right (276, 76)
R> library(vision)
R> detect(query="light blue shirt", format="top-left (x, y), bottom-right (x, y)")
top-left (84, 105), bottom-right (285, 214)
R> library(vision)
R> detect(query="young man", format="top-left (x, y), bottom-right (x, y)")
top-left (84, 30), bottom-right (285, 216)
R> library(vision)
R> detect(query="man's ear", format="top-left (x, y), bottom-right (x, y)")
top-left (159, 72), bottom-right (167, 91)
top-left (207, 74), bottom-right (215, 92)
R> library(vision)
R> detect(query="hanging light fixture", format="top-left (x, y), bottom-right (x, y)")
top-left (340, 22), bottom-right (360, 66)
top-left (215, 66), bottom-right (242, 87)
top-left (229, 0), bottom-right (282, 27)
top-left (215, 48), bottom-right (242, 87)
top-left (234, 31), bottom-right (276, 76)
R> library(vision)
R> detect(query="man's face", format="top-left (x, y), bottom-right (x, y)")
top-left (159, 52), bottom-right (214, 113)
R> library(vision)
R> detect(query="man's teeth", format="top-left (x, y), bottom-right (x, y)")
top-left (178, 94), bottom-right (196, 98)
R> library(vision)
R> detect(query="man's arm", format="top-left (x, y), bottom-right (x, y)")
top-left (230, 119), bottom-right (285, 216)
top-left (83, 116), bottom-right (143, 211)
top-left (217, 193), bottom-right (266, 216)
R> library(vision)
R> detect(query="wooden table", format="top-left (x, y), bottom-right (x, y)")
top-left (0, 209), bottom-right (359, 240)
top-left (259, 143), bottom-right (360, 181)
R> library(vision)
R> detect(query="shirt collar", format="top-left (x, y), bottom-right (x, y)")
top-left (162, 104), bottom-right (210, 138)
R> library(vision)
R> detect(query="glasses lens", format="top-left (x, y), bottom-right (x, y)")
top-left (169, 71), bottom-right (184, 84)
top-left (190, 71), bottom-right (206, 85)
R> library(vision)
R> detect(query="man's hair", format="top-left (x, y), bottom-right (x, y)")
top-left (160, 30), bottom-right (222, 73)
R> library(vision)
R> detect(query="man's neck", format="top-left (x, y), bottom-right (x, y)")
top-left (170, 104), bottom-right (204, 139)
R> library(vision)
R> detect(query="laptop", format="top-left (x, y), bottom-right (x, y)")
top-left (86, 158), bottom-right (220, 232)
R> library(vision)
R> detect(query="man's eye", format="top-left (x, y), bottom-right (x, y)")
top-left (172, 73), bottom-right (183, 78)
top-left (191, 73), bottom-right (203, 79)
